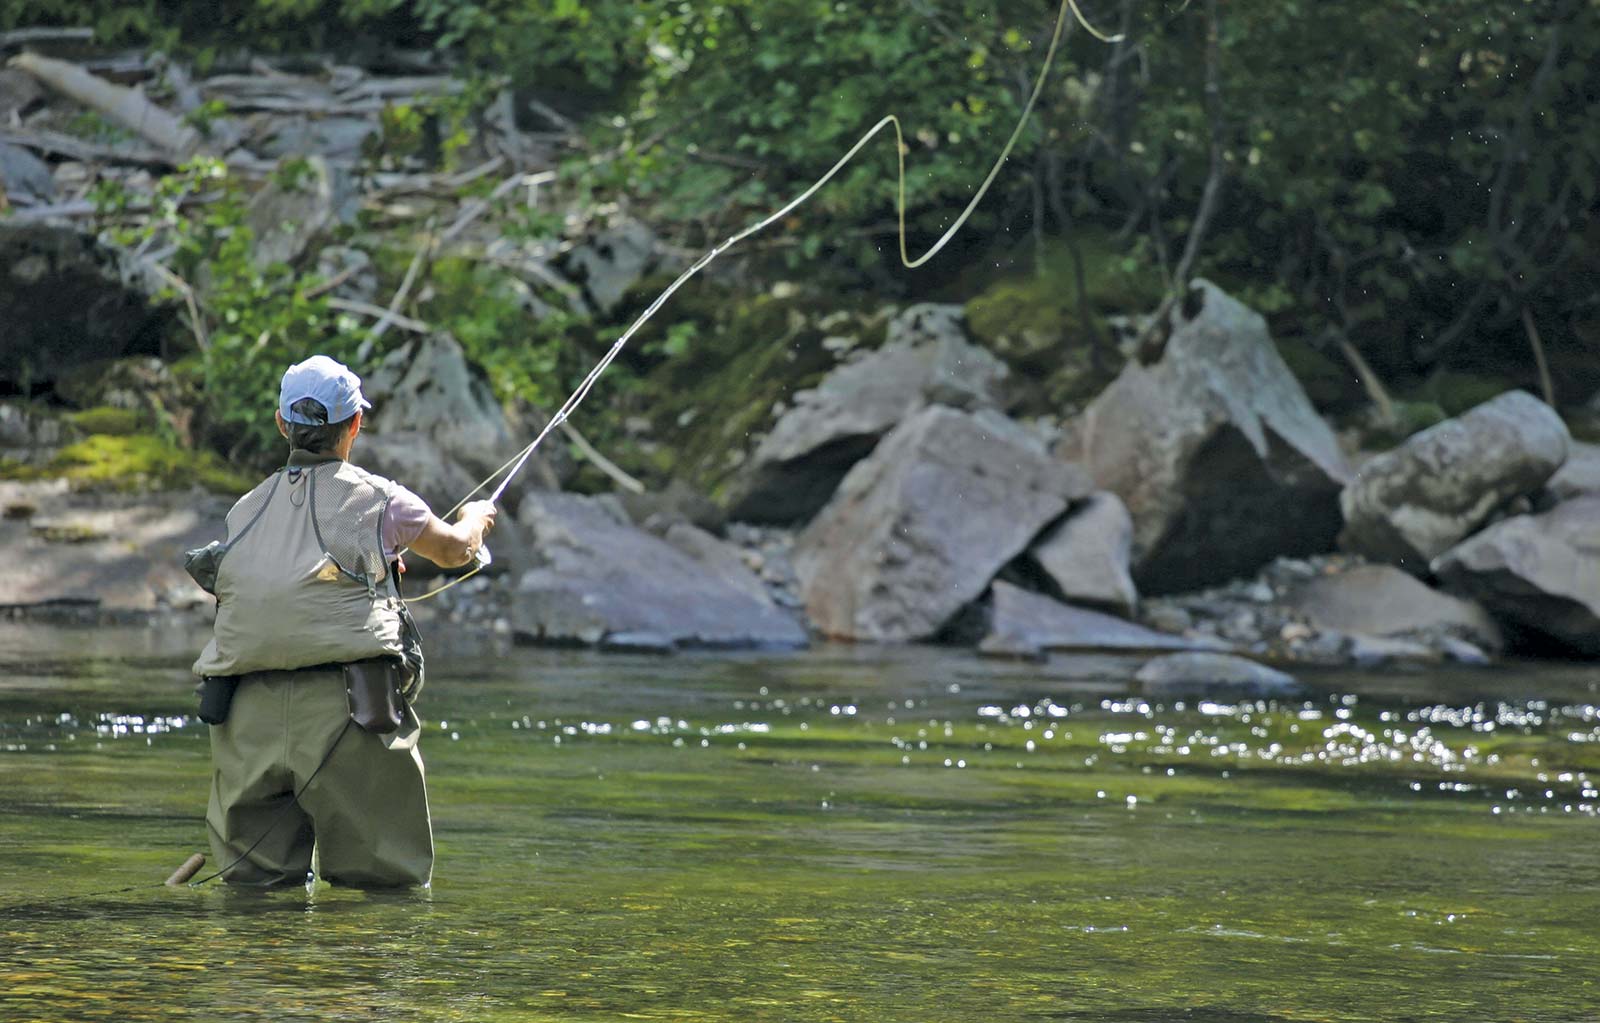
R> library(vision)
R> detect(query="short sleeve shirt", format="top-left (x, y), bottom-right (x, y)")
top-left (382, 484), bottom-right (433, 561)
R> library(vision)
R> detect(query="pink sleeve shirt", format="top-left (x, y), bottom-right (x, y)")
top-left (382, 484), bottom-right (433, 563)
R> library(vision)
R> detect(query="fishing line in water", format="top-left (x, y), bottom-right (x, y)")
top-left (406, 0), bottom-right (1124, 602)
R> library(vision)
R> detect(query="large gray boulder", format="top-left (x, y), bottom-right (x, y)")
top-left (1072, 280), bottom-right (1351, 594)
top-left (509, 492), bottom-right (808, 650)
top-left (1339, 391), bottom-right (1569, 572)
top-left (1285, 563), bottom-right (1503, 653)
top-left (793, 406), bottom-right (1091, 641)
top-left (978, 580), bottom-right (1221, 659)
top-left (1026, 491), bottom-right (1138, 616)
top-left (727, 303), bottom-right (1008, 523)
top-left (1432, 497), bottom-right (1600, 655)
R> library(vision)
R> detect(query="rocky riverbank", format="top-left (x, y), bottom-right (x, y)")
top-left (4, 42), bottom-right (1598, 692)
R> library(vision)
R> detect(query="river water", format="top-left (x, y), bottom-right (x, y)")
top-left (1, 621), bottom-right (1597, 1021)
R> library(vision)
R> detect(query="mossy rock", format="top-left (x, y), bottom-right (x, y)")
top-left (65, 405), bottom-right (144, 437)
top-left (44, 434), bottom-right (255, 494)
top-left (964, 235), bottom-right (1161, 376)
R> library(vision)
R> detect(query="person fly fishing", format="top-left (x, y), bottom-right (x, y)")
top-left (184, 355), bottom-right (496, 887)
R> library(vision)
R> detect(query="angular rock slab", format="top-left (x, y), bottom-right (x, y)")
top-left (1340, 390), bottom-right (1569, 571)
top-left (1432, 497), bottom-right (1600, 655)
top-left (1027, 491), bottom-right (1138, 617)
top-left (1286, 563), bottom-right (1503, 653)
top-left (978, 580), bottom-right (1221, 659)
top-left (794, 406), bottom-right (1091, 642)
top-left (728, 303), bottom-right (1008, 523)
top-left (1134, 652), bottom-right (1303, 701)
top-left (1073, 280), bottom-right (1351, 595)
top-left (0, 480), bottom-right (229, 611)
top-left (510, 493), bottom-right (808, 650)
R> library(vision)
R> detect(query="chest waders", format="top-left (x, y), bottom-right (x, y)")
top-left (184, 453), bottom-right (433, 886)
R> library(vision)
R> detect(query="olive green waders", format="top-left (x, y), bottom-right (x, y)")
top-left (206, 665), bottom-right (434, 887)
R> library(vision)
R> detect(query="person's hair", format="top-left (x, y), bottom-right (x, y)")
top-left (286, 397), bottom-right (354, 453)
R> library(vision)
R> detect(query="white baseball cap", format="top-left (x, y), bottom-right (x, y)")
top-left (279, 355), bottom-right (372, 425)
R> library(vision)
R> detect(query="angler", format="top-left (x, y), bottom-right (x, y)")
top-left (184, 355), bottom-right (496, 887)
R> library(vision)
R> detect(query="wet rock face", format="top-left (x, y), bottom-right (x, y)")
top-left (508, 492), bottom-right (808, 651)
top-left (1339, 390), bottom-right (1570, 572)
top-left (726, 303), bottom-right (1008, 524)
top-left (1285, 563), bottom-right (1503, 653)
top-left (1073, 280), bottom-right (1350, 595)
top-left (1432, 497), bottom-right (1600, 656)
top-left (0, 224), bottom-right (171, 392)
top-left (793, 406), bottom-right (1091, 642)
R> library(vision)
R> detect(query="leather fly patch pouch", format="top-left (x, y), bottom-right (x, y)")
top-left (344, 658), bottom-right (407, 734)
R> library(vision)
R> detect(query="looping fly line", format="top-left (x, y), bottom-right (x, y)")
top-left (407, 0), bottom-right (1123, 602)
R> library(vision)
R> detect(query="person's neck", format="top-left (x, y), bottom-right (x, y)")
top-left (286, 448), bottom-right (347, 467)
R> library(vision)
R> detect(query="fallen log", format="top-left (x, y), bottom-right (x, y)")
top-left (9, 52), bottom-right (199, 160)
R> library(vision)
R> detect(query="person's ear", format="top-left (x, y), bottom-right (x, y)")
top-left (275, 410), bottom-right (289, 440)
top-left (350, 411), bottom-right (363, 438)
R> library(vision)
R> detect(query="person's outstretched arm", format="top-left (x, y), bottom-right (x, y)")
top-left (407, 500), bottom-right (496, 568)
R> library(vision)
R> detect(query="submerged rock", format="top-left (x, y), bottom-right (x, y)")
top-left (1285, 563), bottom-right (1503, 653)
top-left (794, 406), bottom-right (1090, 642)
top-left (509, 492), bottom-right (808, 650)
top-left (1134, 652), bottom-right (1303, 701)
top-left (1432, 497), bottom-right (1600, 655)
top-left (1072, 280), bottom-right (1350, 595)
top-left (726, 303), bottom-right (1007, 523)
top-left (1026, 491), bottom-right (1138, 617)
top-left (1339, 391), bottom-right (1569, 571)
top-left (978, 580), bottom-right (1220, 659)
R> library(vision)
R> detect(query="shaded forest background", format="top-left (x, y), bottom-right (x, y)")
top-left (5, 0), bottom-right (1599, 480)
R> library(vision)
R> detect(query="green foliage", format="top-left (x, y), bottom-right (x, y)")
top-left (95, 158), bottom-right (368, 466)
top-left (1421, 373), bottom-right (1512, 417)
top-left (1365, 401), bottom-right (1448, 450)
top-left (419, 256), bottom-right (574, 409)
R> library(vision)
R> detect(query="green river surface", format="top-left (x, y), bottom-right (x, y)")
top-left (2, 620), bottom-right (1598, 1022)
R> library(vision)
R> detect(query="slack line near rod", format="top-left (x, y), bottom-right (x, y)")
top-left (406, 0), bottom-right (1127, 603)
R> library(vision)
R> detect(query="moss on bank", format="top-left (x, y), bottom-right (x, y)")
top-left (0, 433), bottom-right (254, 495)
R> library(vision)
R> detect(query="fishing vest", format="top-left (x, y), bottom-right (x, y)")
top-left (191, 454), bottom-right (419, 683)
